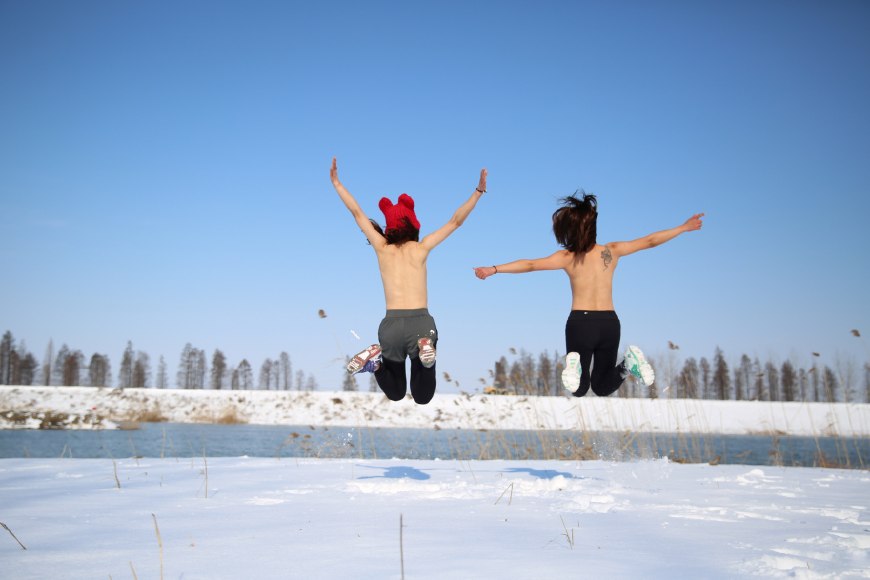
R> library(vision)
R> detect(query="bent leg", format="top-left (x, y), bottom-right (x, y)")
top-left (590, 316), bottom-right (624, 397)
top-left (409, 357), bottom-right (437, 405)
top-left (375, 358), bottom-right (408, 401)
top-left (565, 312), bottom-right (594, 397)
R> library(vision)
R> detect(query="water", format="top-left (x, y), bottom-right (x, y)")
top-left (0, 423), bottom-right (867, 468)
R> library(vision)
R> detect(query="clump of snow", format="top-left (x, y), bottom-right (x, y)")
top-left (0, 408), bottom-right (117, 430)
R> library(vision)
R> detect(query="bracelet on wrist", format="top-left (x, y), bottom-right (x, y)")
top-left (476, 188), bottom-right (486, 193)
top-left (493, 265), bottom-right (498, 274)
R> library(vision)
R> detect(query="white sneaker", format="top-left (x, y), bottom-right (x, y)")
top-left (624, 345), bottom-right (655, 386)
top-left (561, 352), bottom-right (581, 393)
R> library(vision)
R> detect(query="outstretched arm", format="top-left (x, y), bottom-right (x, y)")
top-left (420, 168), bottom-right (487, 250)
top-left (609, 213), bottom-right (704, 258)
top-left (474, 250), bottom-right (570, 280)
top-left (330, 157), bottom-right (384, 246)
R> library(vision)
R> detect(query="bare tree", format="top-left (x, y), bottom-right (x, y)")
top-left (678, 357), bottom-right (700, 399)
top-left (736, 354), bottom-right (752, 401)
top-left (798, 367), bottom-right (809, 401)
top-left (177, 344), bottom-right (193, 389)
top-left (259, 359), bottom-right (273, 389)
top-left (177, 343), bottom-right (206, 389)
top-left (210, 350), bottom-right (227, 390)
top-left (17, 350), bottom-right (37, 386)
top-left (89, 354), bottom-right (111, 387)
top-left (193, 349), bottom-right (207, 389)
top-left (42, 340), bottom-right (53, 386)
top-left (712, 348), bottom-right (730, 400)
top-left (119, 341), bottom-right (135, 388)
top-left (2, 335), bottom-right (34, 386)
top-left (0, 331), bottom-right (13, 385)
top-left (53, 344), bottom-right (70, 386)
top-left (752, 358), bottom-right (765, 401)
top-left (237, 359), bottom-right (253, 390)
top-left (61, 350), bottom-right (84, 386)
top-left (781, 360), bottom-right (796, 402)
top-left (155, 356), bottom-right (168, 389)
top-left (823, 366), bottom-right (838, 402)
top-left (765, 361), bottom-right (780, 402)
top-left (132, 351), bottom-right (150, 388)
top-left (493, 357), bottom-right (508, 393)
top-left (537, 352), bottom-right (554, 396)
top-left (699, 357), bottom-right (711, 399)
top-left (835, 354), bottom-right (856, 403)
top-left (279, 352), bottom-right (292, 390)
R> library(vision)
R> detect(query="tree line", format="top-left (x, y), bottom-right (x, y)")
top-left (3, 329), bottom-right (868, 402)
top-left (0, 330), bottom-right (319, 391)
top-left (489, 345), bottom-right (870, 403)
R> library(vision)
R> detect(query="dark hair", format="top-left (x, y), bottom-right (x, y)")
top-left (368, 218), bottom-right (419, 245)
top-left (552, 191), bottom-right (598, 254)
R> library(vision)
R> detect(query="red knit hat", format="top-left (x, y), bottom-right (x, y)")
top-left (379, 193), bottom-right (420, 232)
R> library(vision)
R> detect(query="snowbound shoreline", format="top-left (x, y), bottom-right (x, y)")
top-left (2, 385), bottom-right (868, 436)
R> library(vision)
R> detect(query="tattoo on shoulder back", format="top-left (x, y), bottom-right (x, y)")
top-left (601, 247), bottom-right (612, 270)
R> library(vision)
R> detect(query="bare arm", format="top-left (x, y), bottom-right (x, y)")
top-left (474, 250), bottom-right (570, 280)
top-left (330, 157), bottom-right (385, 247)
top-left (420, 168), bottom-right (488, 250)
top-left (609, 213), bottom-right (704, 258)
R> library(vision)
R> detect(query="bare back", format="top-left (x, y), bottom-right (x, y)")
top-left (563, 244), bottom-right (618, 311)
top-left (373, 242), bottom-right (431, 309)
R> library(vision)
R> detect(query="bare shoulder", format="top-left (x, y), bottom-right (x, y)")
top-left (535, 249), bottom-right (572, 270)
top-left (598, 243), bottom-right (617, 269)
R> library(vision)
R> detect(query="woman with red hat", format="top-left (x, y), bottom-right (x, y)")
top-left (330, 157), bottom-right (488, 404)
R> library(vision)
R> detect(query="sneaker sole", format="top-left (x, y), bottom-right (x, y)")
top-left (626, 346), bottom-right (655, 385)
top-left (417, 338), bottom-right (436, 368)
top-left (561, 352), bottom-right (581, 392)
top-left (347, 345), bottom-right (382, 374)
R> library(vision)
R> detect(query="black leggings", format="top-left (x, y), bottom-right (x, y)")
top-left (375, 357), bottom-right (436, 405)
top-left (565, 310), bottom-right (626, 397)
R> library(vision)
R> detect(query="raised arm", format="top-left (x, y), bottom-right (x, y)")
top-left (420, 168), bottom-right (487, 250)
top-left (330, 157), bottom-right (385, 247)
top-left (608, 213), bottom-right (704, 259)
top-left (474, 250), bottom-right (570, 280)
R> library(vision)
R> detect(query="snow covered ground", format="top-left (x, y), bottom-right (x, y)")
top-left (1, 386), bottom-right (869, 579)
top-left (1, 457), bottom-right (868, 579)
top-left (2, 386), bottom-right (869, 436)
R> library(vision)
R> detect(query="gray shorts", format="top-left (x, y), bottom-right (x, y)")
top-left (378, 308), bottom-right (438, 362)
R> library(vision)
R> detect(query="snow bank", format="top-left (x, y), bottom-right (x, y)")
top-left (2, 386), bottom-right (868, 436)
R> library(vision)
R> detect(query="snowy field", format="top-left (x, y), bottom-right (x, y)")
top-left (1, 457), bottom-right (868, 579)
top-left (1, 386), bottom-right (869, 578)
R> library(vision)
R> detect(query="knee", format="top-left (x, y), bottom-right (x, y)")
top-left (590, 383), bottom-right (620, 397)
top-left (412, 391), bottom-right (434, 405)
top-left (384, 390), bottom-right (406, 402)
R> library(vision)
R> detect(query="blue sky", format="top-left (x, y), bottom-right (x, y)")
top-left (2, 0), bottom-right (869, 392)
